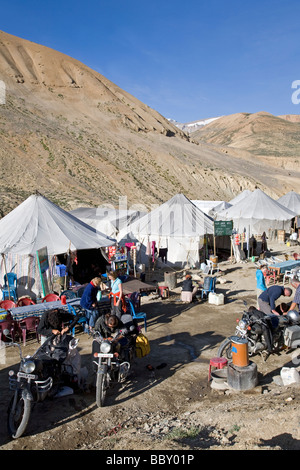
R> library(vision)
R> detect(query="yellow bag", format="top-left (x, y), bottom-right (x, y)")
top-left (135, 333), bottom-right (150, 358)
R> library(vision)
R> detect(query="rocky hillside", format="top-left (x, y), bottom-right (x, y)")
top-left (191, 111), bottom-right (300, 170)
top-left (0, 30), bottom-right (299, 216)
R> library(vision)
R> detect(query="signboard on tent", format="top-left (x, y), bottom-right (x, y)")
top-left (36, 247), bottom-right (50, 297)
top-left (214, 220), bottom-right (233, 236)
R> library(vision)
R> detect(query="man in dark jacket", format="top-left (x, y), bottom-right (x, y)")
top-left (258, 285), bottom-right (292, 315)
top-left (37, 308), bottom-right (74, 343)
top-left (80, 277), bottom-right (103, 330)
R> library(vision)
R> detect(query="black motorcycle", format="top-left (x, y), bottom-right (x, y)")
top-left (6, 315), bottom-right (82, 439)
top-left (92, 314), bottom-right (137, 407)
top-left (218, 307), bottom-right (300, 361)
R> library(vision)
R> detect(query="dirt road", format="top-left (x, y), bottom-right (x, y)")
top-left (1, 242), bottom-right (300, 451)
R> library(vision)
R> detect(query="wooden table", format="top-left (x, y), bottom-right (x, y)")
top-left (268, 260), bottom-right (300, 283)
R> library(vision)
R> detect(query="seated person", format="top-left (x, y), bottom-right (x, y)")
top-left (274, 302), bottom-right (289, 315)
top-left (180, 275), bottom-right (200, 303)
top-left (93, 313), bottom-right (136, 361)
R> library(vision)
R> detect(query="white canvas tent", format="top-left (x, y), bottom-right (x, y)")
top-left (229, 190), bottom-right (252, 205)
top-left (191, 200), bottom-right (224, 215)
top-left (69, 207), bottom-right (146, 238)
top-left (117, 194), bottom-right (214, 267)
top-left (277, 191), bottom-right (300, 216)
top-left (208, 201), bottom-right (232, 218)
top-left (0, 194), bottom-right (115, 298)
top-left (216, 189), bottom-right (296, 234)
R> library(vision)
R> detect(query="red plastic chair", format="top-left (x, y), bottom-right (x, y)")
top-left (263, 269), bottom-right (276, 285)
top-left (0, 300), bottom-right (17, 309)
top-left (19, 316), bottom-right (40, 345)
top-left (17, 297), bottom-right (36, 307)
top-left (42, 294), bottom-right (60, 302)
top-left (0, 318), bottom-right (18, 342)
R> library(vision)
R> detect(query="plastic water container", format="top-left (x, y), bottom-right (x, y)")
top-left (56, 264), bottom-right (67, 277)
top-left (280, 367), bottom-right (300, 385)
top-left (208, 292), bottom-right (224, 305)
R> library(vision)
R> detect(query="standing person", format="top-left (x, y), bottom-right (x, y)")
top-left (261, 232), bottom-right (268, 253)
top-left (258, 285), bottom-right (292, 316)
top-left (108, 271), bottom-right (126, 319)
top-left (256, 265), bottom-right (268, 306)
top-left (80, 277), bottom-right (103, 331)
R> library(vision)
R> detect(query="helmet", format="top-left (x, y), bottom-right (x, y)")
top-left (287, 310), bottom-right (300, 324)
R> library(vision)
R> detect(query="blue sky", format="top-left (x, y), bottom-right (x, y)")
top-left (1, 0), bottom-right (300, 122)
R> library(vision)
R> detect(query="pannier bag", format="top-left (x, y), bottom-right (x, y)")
top-left (135, 333), bottom-right (150, 358)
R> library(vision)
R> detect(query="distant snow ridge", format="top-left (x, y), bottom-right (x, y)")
top-left (169, 116), bottom-right (222, 134)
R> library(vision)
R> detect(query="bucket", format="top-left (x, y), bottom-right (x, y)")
top-left (164, 272), bottom-right (177, 290)
top-left (210, 255), bottom-right (218, 268)
top-left (231, 336), bottom-right (249, 367)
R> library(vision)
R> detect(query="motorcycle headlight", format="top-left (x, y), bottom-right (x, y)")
top-left (100, 341), bottom-right (112, 354)
top-left (238, 320), bottom-right (247, 329)
top-left (21, 360), bottom-right (36, 374)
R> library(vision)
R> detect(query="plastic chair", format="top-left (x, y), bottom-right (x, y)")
top-left (42, 293), bottom-right (60, 302)
top-left (208, 357), bottom-right (228, 381)
top-left (264, 269), bottom-right (276, 285)
top-left (206, 259), bottom-right (219, 275)
top-left (0, 300), bottom-right (17, 309)
top-left (201, 276), bottom-right (217, 299)
top-left (2, 272), bottom-right (18, 301)
top-left (67, 303), bottom-right (87, 334)
top-left (17, 297), bottom-right (36, 306)
top-left (158, 286), bottom-right (170, 299)
top-left (76, 286), bottom-right (86, 298)
top-left (0, 317), bottom-right (18, 342)
top-left (127, 291), bottom-right (141, 310)
top-left (19, 316), bottom-right (40, 345)
top-left (126, 299), bottom-right (147, 332)
top-left (60, 290), bottom-right (77, 299)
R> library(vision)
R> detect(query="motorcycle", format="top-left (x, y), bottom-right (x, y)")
top-left (92, 314), bottom-right (137, 407)
top-left (218, 306), bottom-right (300, 361)
top-left (6, 314), bottom-right (82, 439)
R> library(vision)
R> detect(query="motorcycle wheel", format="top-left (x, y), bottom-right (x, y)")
top-left (217, 338), bottom-right (233, 360)
top-left (7, 392), bottom-right (31, 439)
top-left (96, 373), bottom-right (109, 407)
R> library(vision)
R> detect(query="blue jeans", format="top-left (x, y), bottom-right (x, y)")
top-left (84, 308), bottom-right (99, 328)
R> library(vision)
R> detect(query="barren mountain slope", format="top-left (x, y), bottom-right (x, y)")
top-left (191, 111), bottom-right (300, 170)
top-left (0, 30), bottom-right (299, 215)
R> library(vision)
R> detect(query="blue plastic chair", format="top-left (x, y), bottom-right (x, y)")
top-left (126, 299), bottom-right (147, 332)
top-left (67, 303), bottom-right (87, 335)
top-left (201, 276), bottom-right (217, 299)
top-left (2, 273), bottom-right (18, 301)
